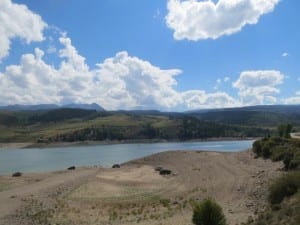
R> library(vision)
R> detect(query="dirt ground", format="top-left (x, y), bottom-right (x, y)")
top-left (0, 150), bottom-right (282, 225)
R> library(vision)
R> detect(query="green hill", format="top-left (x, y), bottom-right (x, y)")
top-left (1, 104), bottom-right (299, 143)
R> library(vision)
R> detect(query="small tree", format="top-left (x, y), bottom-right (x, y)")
top-left (278, 124), bottom-right (293, 138)
top-left (192, 198), bottom-right (226, 225)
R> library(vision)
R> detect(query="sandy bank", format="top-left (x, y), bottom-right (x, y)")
top-left (0, 143), bottom-right (33, 149)
top-left (0, 150), bottom-right (282, 225)
top-left (0, 137), bottom-right (256, 149)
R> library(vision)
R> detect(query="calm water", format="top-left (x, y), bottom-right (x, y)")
top-left (0, 140), bottom-right (254, 175)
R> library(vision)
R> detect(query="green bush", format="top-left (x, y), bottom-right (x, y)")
top-left (253, 140), bottom-right (262, 156)
top-left (253, 137), bottom-right (300, 171)
top-left (192, 199), bottom-right (226, 225)
top-left (270, 146), bottom-right (287, 161)
top-left (268, 172), bottom-right (300, 204)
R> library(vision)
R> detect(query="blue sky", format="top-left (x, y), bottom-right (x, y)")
top-left (0, 0), bottom-right (300, 110)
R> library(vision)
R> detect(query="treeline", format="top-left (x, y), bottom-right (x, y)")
top-left (0, 108), bottom-right (101, 126)
top-left (178, 117), bottom-right (269, 140)
top-left (191, 109), bottom-right (300, 127)
top-left (49, 116), bottom-right (269, 143)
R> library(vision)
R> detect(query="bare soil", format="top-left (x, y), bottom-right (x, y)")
top-left (0, 150), bottom-right (282, 225)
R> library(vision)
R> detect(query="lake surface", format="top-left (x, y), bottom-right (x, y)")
top-left (0, 140), bottom-right (254, 175)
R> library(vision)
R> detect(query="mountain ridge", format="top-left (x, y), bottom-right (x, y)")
top-left (0, 103), bottom-right (104, 112)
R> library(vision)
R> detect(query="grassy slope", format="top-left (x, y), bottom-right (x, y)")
top-left (0, 113), bottom-right (179, 142)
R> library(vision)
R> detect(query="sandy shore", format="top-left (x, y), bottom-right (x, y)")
top-left (291, 132), bottom-right (300, 139)
top-left (0, 143), bottom-right (33, 149)
top-left (0, 137), bottom-right (256, 149)
top-left (0, 150), bottom-right (282, 225)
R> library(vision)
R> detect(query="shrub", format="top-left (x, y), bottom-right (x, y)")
top-left (253, 140), bottom-right (262, 156)
top-left (283, 153), bottom-right (294, 170)
top-left (262, 144), bottom-right (271, 158)
top-left (289, 151), bottom-right (300, 170)
top-left (192, 199), bottom-right (226, 225)
top-left (268, 172), bottom-right (300, 204)
top-left (270, 146), bottom-right (287, 161)
top-left (160, 198), bottom-right (170, 208)
top-left (253, 137), bottom-right (300, 171)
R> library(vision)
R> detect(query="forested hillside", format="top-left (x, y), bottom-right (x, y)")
top-left (188, 105), bottom-right (300, 127)
top-left (0, 105), bottom-right (299, 143)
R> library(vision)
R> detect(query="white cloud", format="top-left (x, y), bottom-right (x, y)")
top-left (0, 0), bottom-right (47, 60)
top-left (94, 51), bottom-right (183, 110)
top-left (282, 52), bottom-right (289, 57)
top-left (0, 35), bottom-right (184, 110)
top-left (0, 33), bottom-right (244, 110)
top-left (166, 0), bottom-right (279, 41)
top-left (182, 90), bottom-right (240, 109)
top-left (284, 97), bottom-right (300, 105)
top-left (0, 48), bottom-right (59, 104)
top-left (0, 31), bottom-right (292, 110)
top-left (233, 70), bottom-right (284, 105)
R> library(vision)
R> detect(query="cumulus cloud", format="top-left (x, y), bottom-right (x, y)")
top-left (166, 0), bottom-right (279, 41)
top-left (0, 48), bottom-right (59, 104)
top-left (94, 51), bottom-right (183, 109)
top-left (0, 35), bottom-right (184, 109)
top-left (0, 0), bottom-right (47, 60)
top-left (4, 34), bottom-right (289, 110)
top-left (182, 90), bottom-right (239, 109)
top-left (0, 33), bottom-right (243, 110)
top-left (233, 70), bottom-right (284, 105)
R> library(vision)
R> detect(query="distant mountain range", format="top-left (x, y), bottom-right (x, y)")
top-left (186, 104), bottom-right (300, 127)
top-left (0, 103), bottom-right (105, 112)
top-left (0, 103), bottom-right (299, 115)
top-left (187, 104), bottom-right (300, 114)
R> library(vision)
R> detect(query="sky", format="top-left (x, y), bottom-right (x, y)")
top-left (0, 0), bottom-right (300, 111)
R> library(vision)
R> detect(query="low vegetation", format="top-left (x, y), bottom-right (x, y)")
top-left (253, 136), bottom-right (300, 170)
top-left (244, 172), bottom-right (300, 225)
top-left (247, 129), bottom-right (300, 225)
top-left (192, 199), bottom-right (226, 225)
top-left (268, 172), bottom-right (300, 204)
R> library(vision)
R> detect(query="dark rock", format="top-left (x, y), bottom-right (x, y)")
top-left (159, 169), bottom-right (172, 175)
top-left (67, 166), bottom-right (76, 170)
top-left (112, 164), bottom-right (120, 168)
top-left (12, 172), bottom-right (22, 177)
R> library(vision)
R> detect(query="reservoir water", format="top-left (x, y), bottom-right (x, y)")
top-left (0, 140), bottom-right (254, 175)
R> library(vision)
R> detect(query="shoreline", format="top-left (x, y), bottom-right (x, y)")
top-left (0, 137), bottom-right (257, 149)
top-left (0, 150), bottom-right (282, 225)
